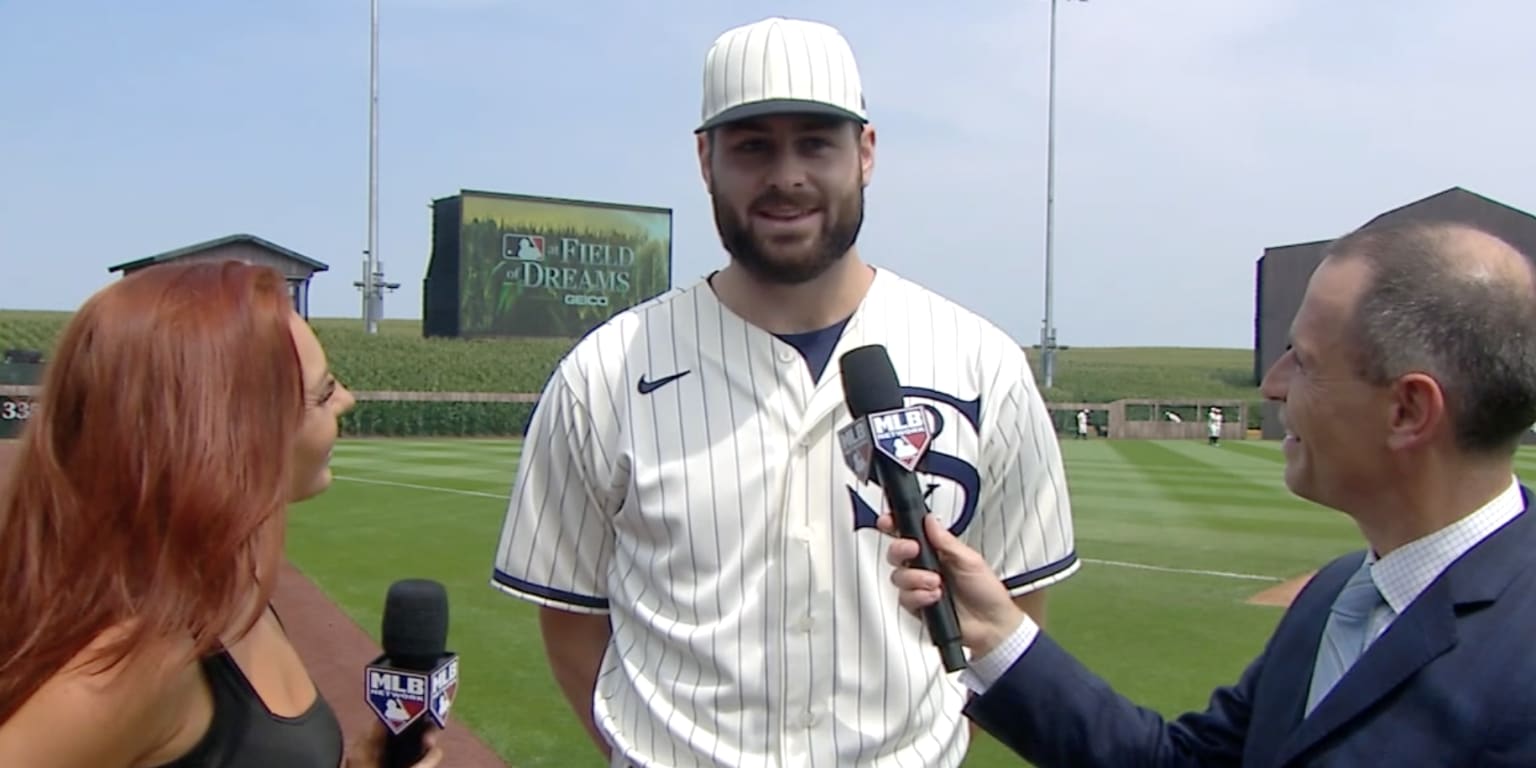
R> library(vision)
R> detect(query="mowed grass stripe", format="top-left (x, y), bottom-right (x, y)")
top-left (334, 446), bottom-right (520, 464)
top-left (1103, 441), bottom-right (1309, 513)
top-left (1065, 468), bottom-right (1296, 508)
top-left (1153, 440), bottom-right (1294, 476)
top-left (336, 462), bottom-right (516, 483)
top-left (333, 474), bottom-right (512, 500)
top-left (331, 444), bottom-right (523, 492)
top-left (1075, 440), bottom-right (1359, 579)
top-left (1070, 511), bottom-right (1355, 581)
top-left (334, 440), bottom-right (523, 459)
top-left (1221, 440), bottom-right (1289, 464)
top-left (1514, 457), bottom-right (1536, 481)
top-left (1112, 440), bottom-right (1295, 489)
top-left (329, 444), bottom-right (1324, 586)
top-left (1085, 557), bottom-right (1279, 582)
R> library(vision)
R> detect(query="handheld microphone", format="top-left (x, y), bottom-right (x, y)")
top-left (839, 344), bottom-right (967, 672)
top-left (365, 578), bottom-right (460, 768)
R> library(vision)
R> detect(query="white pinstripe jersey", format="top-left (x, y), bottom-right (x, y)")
top-left (491, 267), bottom-right (1078, 768)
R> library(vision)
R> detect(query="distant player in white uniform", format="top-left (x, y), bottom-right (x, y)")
top-left (490, 16), bottom-right (1078, 768)
top-left (1208, 406), bottom-right (1223, 445)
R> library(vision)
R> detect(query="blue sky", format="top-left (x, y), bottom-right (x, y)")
top-left (3, 0), bottom-right (1532, 348)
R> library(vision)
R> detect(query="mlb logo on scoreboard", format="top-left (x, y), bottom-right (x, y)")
top-left (503, 233), bottom-right (546, 262)
top-left (365, 666), bottom-right (430, 735)
top-left (867, 405), bottom-right (932, 472)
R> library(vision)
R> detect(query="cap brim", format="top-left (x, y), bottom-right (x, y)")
top-left (696, 98), bottom-right (867, 133)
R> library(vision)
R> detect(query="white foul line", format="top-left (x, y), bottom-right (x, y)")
top-left (332, 474), bottom-right (510, 500)
top-left (333, 474), bottom-right (1286, 583)
top-left (1083, 558), bottom-right (1282, 582)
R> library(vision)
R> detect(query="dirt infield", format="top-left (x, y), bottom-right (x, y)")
top-left (1246, 570), bottom-right (1317, 607)
top-left (0, 440), bottom-right (509, 767)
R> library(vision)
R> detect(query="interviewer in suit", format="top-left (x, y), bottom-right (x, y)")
top-left (881, 220), bottom-right (1536, 766)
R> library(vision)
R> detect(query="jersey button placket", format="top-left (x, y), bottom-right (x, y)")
top-left (801, 708), bottom-right (819, 729)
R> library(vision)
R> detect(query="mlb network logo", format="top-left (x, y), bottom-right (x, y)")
top-left (365, 654), bottom-right (460, 735)
top-left (503, 233), bottom-right (545, 262)
top-left (867, 406), bottom-right (932, 472)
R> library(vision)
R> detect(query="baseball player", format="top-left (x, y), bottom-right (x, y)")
top-left (490, 16), bottom-right (1078, 768)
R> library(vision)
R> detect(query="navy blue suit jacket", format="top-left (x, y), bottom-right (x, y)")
top-left (965, 488), bottom-right (1536, 767)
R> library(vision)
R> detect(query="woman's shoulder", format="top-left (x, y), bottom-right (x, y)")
top-left (0, 621), bottom-right (210, 768)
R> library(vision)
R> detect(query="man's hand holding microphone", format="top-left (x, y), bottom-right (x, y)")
top-left (877, 512), bottom-right (1030, 664)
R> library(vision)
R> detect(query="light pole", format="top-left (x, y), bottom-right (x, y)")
top-left (1040, 0), bottom-right (1083, 389)
top-left (364, 0), bottom-right (381, 334)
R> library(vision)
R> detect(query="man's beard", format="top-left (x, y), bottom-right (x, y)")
top-left (712, 184), bottom-right (865, 285)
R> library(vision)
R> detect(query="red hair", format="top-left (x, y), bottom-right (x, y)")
top-left (0, 260), bottom-right (306, 724)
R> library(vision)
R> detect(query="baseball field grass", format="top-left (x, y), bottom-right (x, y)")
top-left (281, 435), bottom-right (1536, 767)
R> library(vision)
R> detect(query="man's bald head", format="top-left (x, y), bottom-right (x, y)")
top-left (1324, 220), bottom-right (1536, 454)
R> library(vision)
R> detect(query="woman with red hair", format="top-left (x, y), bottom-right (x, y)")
top-left (0, 261), bottom-right (443, 767)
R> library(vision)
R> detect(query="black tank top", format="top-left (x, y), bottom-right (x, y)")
top-left (153, 646), bottom-right (345, 768)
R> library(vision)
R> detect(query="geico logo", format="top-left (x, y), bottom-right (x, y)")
top-left (563, 294), bottom-right (610, 307)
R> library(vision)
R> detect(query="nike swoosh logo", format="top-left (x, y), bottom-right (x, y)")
top-left (638, 370), bottom-right (691, 394)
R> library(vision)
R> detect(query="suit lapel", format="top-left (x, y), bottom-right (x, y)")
top-left (1273, 579), bottom-right (1457, 765)
top-left (1272, 486), bottom-right (1536, 766)
top-left (1245, 557), bottom-right (1352, 761)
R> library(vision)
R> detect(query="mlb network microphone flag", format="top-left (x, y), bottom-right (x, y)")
top-left (840, 405), bottom-right (933, 480)
top-left (837, 417), bottom-right (873, 482)
top-left (365, 653), bottom-right (460, 735)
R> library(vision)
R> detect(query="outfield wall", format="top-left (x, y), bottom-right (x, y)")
top-left (4, 385), bottom-right (1255, 441)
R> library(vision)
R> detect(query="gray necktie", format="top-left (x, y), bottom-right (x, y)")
top-left (1305, 560), bottom-right (1383, 716)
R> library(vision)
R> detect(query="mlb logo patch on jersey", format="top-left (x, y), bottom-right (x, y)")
top-left (365, 665), bottom-right (430, 735)
top-left (867, 405), bottom-right (932, 472)
top-left (503, 233), bottom-right (546, 262)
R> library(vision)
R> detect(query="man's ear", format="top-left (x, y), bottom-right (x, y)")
top-left (1385, 372), bottom-right (1446, 451)
top-left (697, 131), bottom-right (713, 190)
top-left (859, 124), bottom-right (876, 187)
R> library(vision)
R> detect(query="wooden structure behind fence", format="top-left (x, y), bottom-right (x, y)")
top-left (1109, 399), bottom-right (1248, 440)
top-left (1046, 399), bottom-right (1250, 440)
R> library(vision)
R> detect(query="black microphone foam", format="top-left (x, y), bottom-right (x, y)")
top-left (841, 344), bottom-right (906, 419)
top-left (382, 578), bottom-right (449, 669)
top-left (839, 344), bottom-right (967, 672)
top-left (378, 579), bottom-right (450, 768)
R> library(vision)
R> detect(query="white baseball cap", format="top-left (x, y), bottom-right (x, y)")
top-left (696, 17), bottom-right (869, 133)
